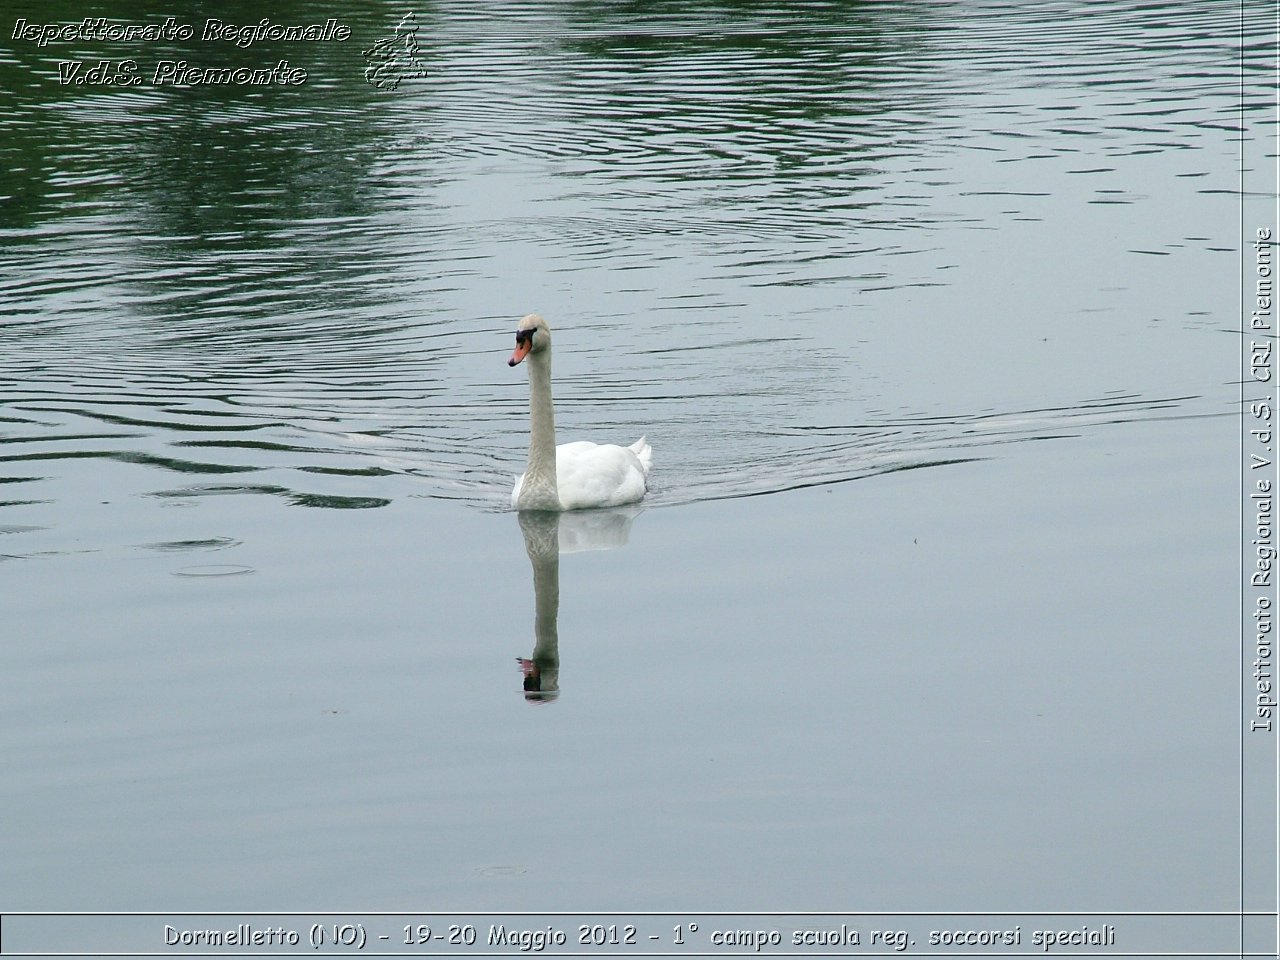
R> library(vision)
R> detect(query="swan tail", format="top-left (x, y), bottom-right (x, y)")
top-left (629, 436), bottom-right (652, 474)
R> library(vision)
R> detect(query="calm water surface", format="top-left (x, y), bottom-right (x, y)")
top-left (0, 0), bottom-right (1269, 939)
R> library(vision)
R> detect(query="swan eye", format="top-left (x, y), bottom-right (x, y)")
top-left (516, 329), bottom-right (534, 346)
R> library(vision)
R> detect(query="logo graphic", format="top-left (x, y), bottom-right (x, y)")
top-left (362, 13), bottom-right (426, 90)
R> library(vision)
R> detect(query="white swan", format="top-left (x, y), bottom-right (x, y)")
top-left (508, 314), bottom-right (651, 511)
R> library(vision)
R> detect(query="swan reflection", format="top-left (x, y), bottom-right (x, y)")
top-left (515, 507), bottom-right (643, 703)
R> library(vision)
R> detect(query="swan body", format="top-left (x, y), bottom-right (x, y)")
top-left (508, 314), bottom-right (651, 511)
top-left (512, 437), bottom-right (652, 511)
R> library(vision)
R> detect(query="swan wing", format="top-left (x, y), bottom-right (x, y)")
top-left (554, 440), bottom-right (649, 510)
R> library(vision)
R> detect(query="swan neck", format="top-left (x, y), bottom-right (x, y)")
top-left (525, 349), bottom-right (558, 498)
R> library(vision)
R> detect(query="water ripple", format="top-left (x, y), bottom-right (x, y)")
top-left (0, 0), bottom-right (1258, 526)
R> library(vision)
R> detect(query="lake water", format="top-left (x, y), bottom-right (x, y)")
top-left (0, 1), bottom-right (1274, 955)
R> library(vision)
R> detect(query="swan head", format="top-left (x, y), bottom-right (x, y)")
top-left (508, 313), bottom-right (550, 367)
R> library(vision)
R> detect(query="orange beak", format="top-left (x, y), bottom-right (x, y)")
top-left (508, 339), bottom-right (532, 366)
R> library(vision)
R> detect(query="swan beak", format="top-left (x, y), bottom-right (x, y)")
top-left (508, 340), bottom-right (532, 366)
